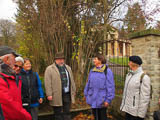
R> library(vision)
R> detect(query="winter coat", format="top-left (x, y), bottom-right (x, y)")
top-left (84, 64), bottom-right (115, 108)
top-left (20, 69), bottom-right (44, 108)
top-left (44, 63), bottom-right (76, 106)
top-left (120, 67), bottom-right (150, 118)
top-left (0, 63), bottom-right (31, 120)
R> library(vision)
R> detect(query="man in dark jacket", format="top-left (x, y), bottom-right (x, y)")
top-left (0, 46), bottom-right (31, 120)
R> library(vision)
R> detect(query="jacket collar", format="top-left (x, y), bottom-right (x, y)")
top-left (129, 67), bottom-right (142, 75)
top-left (21, 69), bottom-right (32, 74)
top-left (92, 64), bottom-right (107, 72)
top-left (52, 63), bottom-right (61, 75)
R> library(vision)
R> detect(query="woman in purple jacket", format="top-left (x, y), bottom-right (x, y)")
top-left (84, 53), bottom-right (115, 120)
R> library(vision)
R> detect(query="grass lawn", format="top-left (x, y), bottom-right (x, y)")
top-left (109, 57), bottom-right (129, 66)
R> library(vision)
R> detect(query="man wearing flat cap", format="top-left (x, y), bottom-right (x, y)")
top-left (120, 55), bottom-right (151, 120)
top-left (0, 46), bottom-right (31, 120)
top-left (44, 51), bottom-right (76, 120)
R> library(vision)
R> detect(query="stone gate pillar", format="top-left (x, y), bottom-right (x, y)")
top-left (130, 30), bottom-right (160, 120)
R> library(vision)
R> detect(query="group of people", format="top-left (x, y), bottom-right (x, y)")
top-left (0, 45), bottom-right (156, 120)
top-left (84, 54), bottom-right (151, 120)
top-left (0, 46), bottom-right (44, 120)
top-left (44, 52), bottom-right (152, 120)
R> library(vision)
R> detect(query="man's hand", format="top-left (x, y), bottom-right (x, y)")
top-left (104, 102), bottom-right (109, 107)
top-left (39, 98), bottom-right (43, 104)
top-left (159, 98), bottom-right (160, 104)
top-left (47, 96), bottom-right (53, 101)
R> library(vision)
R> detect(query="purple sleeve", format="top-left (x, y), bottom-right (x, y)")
top-left (84, 71), bottom-right (91, 97)
top-left (105, 68), bottom-right (115, 104)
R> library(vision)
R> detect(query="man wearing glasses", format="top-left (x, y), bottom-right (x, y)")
top-left (0, 46), bottom-right (31, 120)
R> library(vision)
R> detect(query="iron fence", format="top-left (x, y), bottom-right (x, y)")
top-left (106, 56), bottom-right (129, 96)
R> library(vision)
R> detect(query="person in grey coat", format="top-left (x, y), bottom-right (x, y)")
top-left (120, 56), bottom-right (151, 120)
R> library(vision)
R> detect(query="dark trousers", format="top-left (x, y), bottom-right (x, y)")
top-left (53, 93), bottom-right (71, 120)
top-left (125, 113), bottom-right (144, 120)
top-left (30, 107), bottom-right (38, 120)
top-left (92, 108), bottom-right (107, 120)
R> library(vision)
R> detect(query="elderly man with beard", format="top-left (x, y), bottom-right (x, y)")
top-left (44, 51), bottom-right (76, 120)
top-left (0, 46), bottom-right (31, 120)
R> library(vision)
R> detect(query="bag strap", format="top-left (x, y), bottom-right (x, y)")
top-left (139, 73), bottom-right (145, 94)
top-left (0, 74), bottom-right (9, 88)
top-left (104, 65), bottom-right (108, 80)
top-left (139, 73), bottom-right (152, 99)
top-left (140, 73), bottom-right (145, 84)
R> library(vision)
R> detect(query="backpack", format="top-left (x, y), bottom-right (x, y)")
top-left (140, 73), bottom-right (152, 99)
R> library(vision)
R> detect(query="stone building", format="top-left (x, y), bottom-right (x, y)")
top-left (98, 26), bottom-right (132, 57)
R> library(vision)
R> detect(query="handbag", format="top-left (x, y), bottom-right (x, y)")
top-left (153, 110), bottom-right (160, 120)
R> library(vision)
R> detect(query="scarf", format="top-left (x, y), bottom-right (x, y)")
top-left (56, 64), bottom-right (68, 89)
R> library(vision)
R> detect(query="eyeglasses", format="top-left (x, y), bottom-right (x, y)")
top-left (14, 65), bottom-right (23, 69)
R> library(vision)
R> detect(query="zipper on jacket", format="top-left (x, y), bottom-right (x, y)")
top-left (133, 96), bottom-right (135, 106)
top-left (121, 75), bottom-right (133, 110)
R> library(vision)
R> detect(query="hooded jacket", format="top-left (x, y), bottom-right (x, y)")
top-left (120, 67), bottom-right (150, 118)
top-left (0, 60), bottom-right (31, 120)
top-left (84, 64), bottom-right (115, 108)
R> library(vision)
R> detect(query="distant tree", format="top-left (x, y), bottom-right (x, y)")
top-left (119, 25), bottom-right (128, 39)
top-left (124, 2), bottom-right (146, 34)
top-left (155, 21), bottom-right (160, 30)
top-left (0, 19), bottom-right (16, 46)
top-left (15, 0), bottom-right (128, 88)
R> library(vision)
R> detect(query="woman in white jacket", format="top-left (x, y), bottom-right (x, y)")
top-left (120, 56), bottom-right (151, 120)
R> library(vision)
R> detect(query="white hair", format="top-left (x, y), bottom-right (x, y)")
top-left (15, 56), bottom-right (24, 64)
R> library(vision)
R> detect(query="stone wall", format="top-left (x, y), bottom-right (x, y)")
top-left (131, 35), bottom-right (160, 120)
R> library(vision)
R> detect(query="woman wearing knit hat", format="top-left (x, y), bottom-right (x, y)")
top-left (13, 56), bottom-right (24, 74)
top-left (120, 55), bottom-right (151, 120)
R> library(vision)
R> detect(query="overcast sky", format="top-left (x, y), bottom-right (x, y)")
top-left (0, 0), bottom-right (160, 27)
top-left (0, 0), bottom-right (17, 21)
